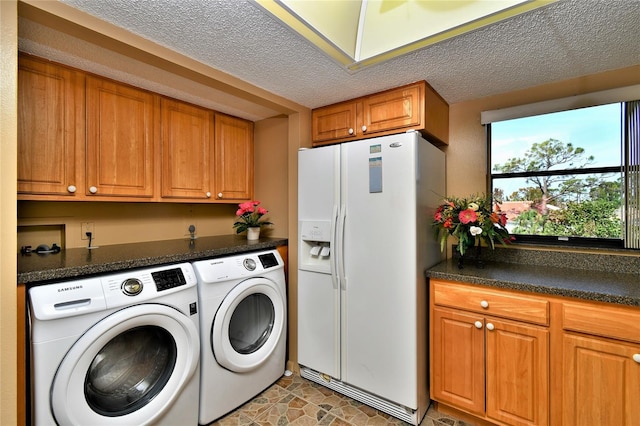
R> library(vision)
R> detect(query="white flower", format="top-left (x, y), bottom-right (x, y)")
top-left (470, 226), bottom-right (482, 236)
top-left (468, 202), bottom-right (479, 211)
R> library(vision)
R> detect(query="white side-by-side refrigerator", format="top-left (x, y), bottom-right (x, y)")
top-left (297, 131), bottom-right (445, 425)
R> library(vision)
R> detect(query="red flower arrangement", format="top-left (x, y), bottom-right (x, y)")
top-left (233, 201), bottom-right (272, 234)
top-left (433, 194), bottom-right (513, 256)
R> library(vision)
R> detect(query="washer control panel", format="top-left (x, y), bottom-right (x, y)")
top-left (192, 250), bottom-right (283, 283)
top-left (151, 268), bottom-right (187, 291)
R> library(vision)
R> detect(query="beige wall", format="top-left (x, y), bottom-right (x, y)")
top-left (1, 1), bottom-right (18, 424)
top-left (254, 116), bottom-right (290, 239)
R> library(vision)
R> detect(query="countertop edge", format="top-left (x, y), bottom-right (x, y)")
top-left (426, 259), bottom-right (640, 307)
top-left (18, 236), bottom-right (288, 285)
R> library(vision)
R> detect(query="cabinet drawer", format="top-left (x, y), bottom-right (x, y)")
top-left (563, 301), bottom-right (640, 344)
top-left (432, 280), bottom-right (549, 325)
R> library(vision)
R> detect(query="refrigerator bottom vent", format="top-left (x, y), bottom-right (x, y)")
top-left (300, 366), bottom-right (424, 425)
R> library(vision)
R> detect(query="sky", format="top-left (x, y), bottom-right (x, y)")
top-left (491, 102), bottom-right (622, 170)
top-left (490, 102), bottom-right (623, 198)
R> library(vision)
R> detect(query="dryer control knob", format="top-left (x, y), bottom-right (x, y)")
top-left (243, 258), bottom-right (257, 271)
top-left (122, 278), bottom-right (143, 296)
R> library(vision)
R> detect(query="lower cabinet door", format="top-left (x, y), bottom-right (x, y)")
top-left (485, 318), bottom-right (549, 426)
top-left (563, 333), bottom-right (640, 426)
top-left (431, 307), bottom-right (485, 415)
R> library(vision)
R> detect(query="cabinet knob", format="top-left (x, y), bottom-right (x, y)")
top-left (486, 322), bottom-right (495, 331)
top-left (206, 192), bottom-right (211, 198)
top-left (480, 300), bottom-right (489, 309)
top-left (89, 186), bottom-right (98, 194)
top-left (474, 321), bottom-right (483, 329)
top-left (218, 192), bottom-right (223, 198)
top-left (361, 125), bottom-right (367, 132)
top-left (67, 185), bottom-right (77, 193)
top-left (633, 354), bottom-right (640, 364)
top-left (348, 128), bottom-right (354, 135)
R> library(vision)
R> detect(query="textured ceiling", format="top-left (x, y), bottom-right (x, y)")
top-left (19, 0), bottom-right (640, 121)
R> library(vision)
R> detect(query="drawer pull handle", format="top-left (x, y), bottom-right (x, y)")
top-left (486, 322), bottom-right (495, 331)
top-left (348, 128), bottom-right (354, 135)
top-left (67, 185), bottom-right (77, 193)
top-left (89, 186), bottom-right (98, 194)
top-left (362, 125), bottom-right (368, 132)
top-left (474, 321), bottom-right (483, 329)
top-left (480, 300), bottom-right (489, 309)
top-left (633, 354), bottom-right (640, 364)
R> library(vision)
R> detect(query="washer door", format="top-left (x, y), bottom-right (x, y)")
top-left (51, 304), bottom-right (199, 426)
top-left (212, 278), bottom-right (285, 373)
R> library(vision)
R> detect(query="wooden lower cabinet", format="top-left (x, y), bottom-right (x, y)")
top-left (432, 306), bottom-right (549, 426)
top-left (563, 333), bottom-right (640, 425)
top-left (561, 300), bottom-right (640, 425)
top-left (431, 279), bottom-right (640, 426)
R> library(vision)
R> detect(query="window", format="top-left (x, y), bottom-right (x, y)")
top-left (488, 100), bottom-right (640, 249)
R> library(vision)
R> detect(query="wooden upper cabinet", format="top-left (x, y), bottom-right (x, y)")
top-left (161, 98), bottom-right (214, 200)
top-left (85, 76), bottom-right (157, 198)
top-left (214, 113), bottom-right (254, 202)
top-left (17, 54), bottom-right (84, 197)
top-left (18, 54), bottom-right (254, 203)
top-left (362, 82), bottom-right (422, 134)
top-left (312, 81), bottom-right (449, 146)
top-left (311, 102), bottom-right (358, 143)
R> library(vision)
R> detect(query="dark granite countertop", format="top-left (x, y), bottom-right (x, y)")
top-left (18, 235), bottom-right (288, 285)
top-left (426, 248), bottom-right (640, 307)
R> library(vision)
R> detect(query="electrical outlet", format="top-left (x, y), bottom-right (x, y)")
top-left (81, 222), bottom-right (95, 240)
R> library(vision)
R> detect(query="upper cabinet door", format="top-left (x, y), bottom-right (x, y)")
top-left (361, 83), bottom-right (422, 135)
top-left (161, 98), bottom-right (214, 200)
top-left (214, 113), bottom-right (254, 201)
top-left (311, 102), bottom-right (358, 143)
top-left (86, 76), bottom-right (156, 198)
top-left (18, 55), bottom-right (84, 197)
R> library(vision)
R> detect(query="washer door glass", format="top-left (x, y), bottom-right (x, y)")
top-left (212, 279), bottom-right (285, 373)
top-left (229, 293), bottom-right (275, 355)
top-left (85, 326), bottom-right (177, 416)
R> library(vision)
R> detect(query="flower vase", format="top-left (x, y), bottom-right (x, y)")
top-left (247, 227), bottom-right (260, 241)
top-left (474, 239), bottom-right (484, 269)
top-left (456, 239), bottom-right (477, 269)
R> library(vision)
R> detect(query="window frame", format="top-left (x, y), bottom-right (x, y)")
top-left (486, 119), bottom-right (625, 250)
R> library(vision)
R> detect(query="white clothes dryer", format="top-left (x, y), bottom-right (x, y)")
top-left (192, 250), bottom-right (286, 425)
top-left (29, 263), bottom-right (200, 426)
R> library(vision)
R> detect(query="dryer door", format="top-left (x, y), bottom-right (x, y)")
top-left (212, 277), bottom-right (286, 372)
top-left (51, 304), bottom-right (199, 426)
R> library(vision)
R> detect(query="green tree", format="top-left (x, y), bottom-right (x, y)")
top-left (493, 138), bottom-right (595, 213)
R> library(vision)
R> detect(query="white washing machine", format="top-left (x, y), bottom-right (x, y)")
top-left (192, 249), bottom-right (286, 425)
top-left (28, 263), bottom-right (201, 426)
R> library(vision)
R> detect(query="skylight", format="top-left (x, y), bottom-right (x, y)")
top-left (256, 0), bottom-right (557, 71)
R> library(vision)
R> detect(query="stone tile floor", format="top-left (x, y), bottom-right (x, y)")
top-left (210, 373), bottom-right (468, 425)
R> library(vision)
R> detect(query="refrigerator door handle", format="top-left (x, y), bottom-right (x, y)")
top-left (330, 204), bottom-right (340, 290)
top-left (336, 204), bottom-right (347, 290)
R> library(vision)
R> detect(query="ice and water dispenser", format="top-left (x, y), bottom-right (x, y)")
top-left (299, 221), bottom-right (331, 273)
